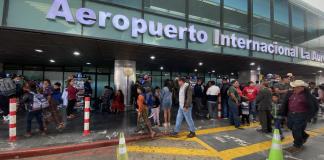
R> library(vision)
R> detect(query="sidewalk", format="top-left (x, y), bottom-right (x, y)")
top-left (0, 107), bottom-right (229, 153)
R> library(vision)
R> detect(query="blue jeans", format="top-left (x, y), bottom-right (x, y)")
top-left (287, 113), bottom-right (309, 148)
top-left (249, 100), bottom-right (256, 120)
top-left (26, 110), bottom-right (44, 133)
top-left (207, 101), bottom-right (217, 119)
top-left (228, 99), bottom-right (240, 128)
top-left (221, 98), bottom-right (228, 118)
top-left (274, 118), bottom-right (283, 136)
top-left (174, 106), bottom-right (196, 133)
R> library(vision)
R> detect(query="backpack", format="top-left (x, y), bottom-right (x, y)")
top-left (0, 78), bottom-right (16, 96)
top-left (31, 92), bottom-right (50, 111)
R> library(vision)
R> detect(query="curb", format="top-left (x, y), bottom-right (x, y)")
top-left (0, 133), bottom-right (164, 159)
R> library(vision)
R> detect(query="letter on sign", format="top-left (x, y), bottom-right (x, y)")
top-left (76, 8), bottom-right (96, 25)
top-left (46, 0), bottom-right (75, 23)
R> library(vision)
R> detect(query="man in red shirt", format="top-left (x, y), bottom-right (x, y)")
top-left (243, 81), bottom-right (258, 122)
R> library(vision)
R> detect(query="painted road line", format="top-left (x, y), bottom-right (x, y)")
top-left (127, 145), bottom-right (217, 158)
top-left (161, 136), bottom-right (196, 141)
top-left (192, 137), bottom-right (219, 155)
top-left (196, 123), bottom-right (259, 136)
top-left (217, 127), bottom-right (324, 160)
top-left (166, 123), bottom-right (260, 139)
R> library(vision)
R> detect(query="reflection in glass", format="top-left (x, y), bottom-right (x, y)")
top-left (291, 5), bottom-right (305, 44)
top-left (223, 0), bottom-right (248, 31)
top-left (188, 0), bottom-right (220, 26)
top-left (144, 0), bottom-right (186, 18)
top-left (306, 12), bottom-right (319, 40)
top-left (273, 0), bottom-right (289, 42)
top-left (92, 0), bottom-right (142, 9)
top-left (253, 0), bottom-right (271, 37)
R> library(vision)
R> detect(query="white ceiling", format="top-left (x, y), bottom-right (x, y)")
top-left (300, 0), bottom-right (324, 12)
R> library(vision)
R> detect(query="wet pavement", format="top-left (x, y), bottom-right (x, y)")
top-left (0, 107), bottom-right (223, 152)
top-left (16, 118), bottom-right (324, 160)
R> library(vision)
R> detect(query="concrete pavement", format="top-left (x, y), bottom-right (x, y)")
top-left (16, 118), bottom-right (324, 160)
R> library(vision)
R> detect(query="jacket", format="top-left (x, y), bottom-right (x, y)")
top-left (84, 81), bottom-right (92, 96)
top-left (220, 83), bottom-right (230, 100)
top-left (185, 84), bottom-right (193, 108)
top-left (194, 84), bottom-right (204, 98)
top-left (282, 90), bottom-right (319, 121)
top-left (255, 87), bottom-right (272, 111)
top-left (179, 83), bottom-right (192, 109)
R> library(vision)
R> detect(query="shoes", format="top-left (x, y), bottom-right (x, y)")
top-left (303, 134), bottom-right (310, 144)
top-left (3, 115), bottom-right (9, 122)
top-left (236, 126), bottom-right (244, 130)
top-left (137, 130), bottom-right (144, 134)
top-left (284, 146), bottom-right (303, 153)
top-left (187, 132), bottom-right (196, 138)
top-left (40, 132), bottom-right (47, 136)
top-left (25, 133), bottom-right (32, 138)
top-left (170, 132), bottom-right (179, 137)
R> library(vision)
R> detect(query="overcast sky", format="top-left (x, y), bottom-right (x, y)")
top-left (301, 0), bottom-right (324, 12)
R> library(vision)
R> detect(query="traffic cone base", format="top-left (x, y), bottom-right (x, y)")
top-left (268, 129), bottom-right (284, 160)
top-left (117, 132), bottom-right (128, 160)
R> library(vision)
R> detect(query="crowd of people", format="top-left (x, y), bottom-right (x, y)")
top-left (190, 74), bottom-right (322, 152)
top-left (131, 73), bottom-right (323, 153)
top-left (0, 73), bottom-right (92, 137)
top-left (1, 72), bottom-right (324, 153)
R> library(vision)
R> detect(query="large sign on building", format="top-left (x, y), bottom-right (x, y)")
top-left (47, 0), bottom-right (324, 63)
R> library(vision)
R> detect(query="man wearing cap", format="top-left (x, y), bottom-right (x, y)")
top-left (274, 75), bottom-right (291, 104)
top-left (282, 80), bottom-right (319, 153)
top-left (171, 77), bottom-right (196, 138)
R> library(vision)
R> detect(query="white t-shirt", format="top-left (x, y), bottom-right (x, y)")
top-left (206, 85), bottom-right (220, 96)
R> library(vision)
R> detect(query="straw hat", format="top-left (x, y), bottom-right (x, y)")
top-left (290, 80), bottom-right (308, 88)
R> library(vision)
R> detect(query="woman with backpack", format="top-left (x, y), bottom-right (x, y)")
top-left (22, 81), bottom-right (46, 137)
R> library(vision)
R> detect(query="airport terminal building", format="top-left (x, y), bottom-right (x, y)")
top-left (1, 0), bottom-right (324, 100)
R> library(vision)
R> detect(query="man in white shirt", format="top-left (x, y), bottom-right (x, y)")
top-left (206, 81), bottom-right (221, 120)
top-left (171, 77), bottom-right (196, 138)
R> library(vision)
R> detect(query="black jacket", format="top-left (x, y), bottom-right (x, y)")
top-left (194, 84), bottom-right (204, 98)
top-left (282, 90), bottom-right (319, 121)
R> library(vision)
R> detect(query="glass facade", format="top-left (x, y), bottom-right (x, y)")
top-left (273, 0), bottom-right (289, 42)
top-left (188, 0), bottom-right (220, 26)
top-left (1, 0), bottom-right (323, 56)
top-left (223, 0), bottom-right (248, 32)
top-left (253, 0), bottom-right (271, 37)
top-left (291, 5), bottom-right (305, 44)
top-left (1, 0), bottom-right (324, 85)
